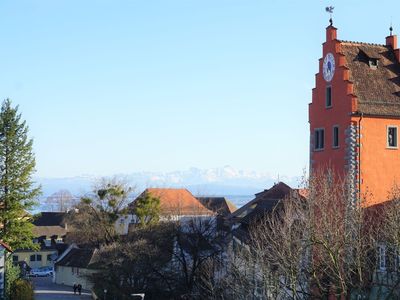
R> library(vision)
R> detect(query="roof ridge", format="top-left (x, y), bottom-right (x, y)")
top-left (146, 187), bottom-right (187, 191)
top-left (359, 101), bottom-right (400, 105)
top-left (339, 39), bottom-right (386, 47)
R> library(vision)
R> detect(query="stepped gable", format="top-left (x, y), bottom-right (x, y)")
top-left (339, 40), bottom-right (400, 116)
top-left (132, 188), bottom-right (213, 216)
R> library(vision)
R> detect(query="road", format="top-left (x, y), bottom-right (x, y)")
top-left (32, 277), bottom-right (92, 300)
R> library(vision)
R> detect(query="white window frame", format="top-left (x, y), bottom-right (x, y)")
top-left (332, 125), bottom-right (339, 148)
top-left (387, 126), bottom-right (398, 149)
top-left (325, 86), bottom-right (332, 108)
top-left (314, 128), bottom-right (325, 151)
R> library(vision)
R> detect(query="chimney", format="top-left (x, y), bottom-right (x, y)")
top-left (386, 34), bottom-right (397, 48)
top-left (326, 25), bottom-right (337, 42)
top-left (386, 33), bottom-right (400, 62)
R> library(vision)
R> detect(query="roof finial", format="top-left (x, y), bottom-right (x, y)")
top-left (390, 18), bottom-right (393, 36)
top-left (325, 6), bottom-right (334, 26)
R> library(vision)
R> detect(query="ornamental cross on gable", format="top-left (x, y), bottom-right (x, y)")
top-left (325, 6), bottom-right (334, 26)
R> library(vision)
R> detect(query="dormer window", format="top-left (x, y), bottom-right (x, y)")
top-left (357, 48), bottom-right (380, 69)
top-left (369, 58), bottom-right (378, 69)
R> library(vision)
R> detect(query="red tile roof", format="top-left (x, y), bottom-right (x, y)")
top-left (0, 241), bottom-right (12, 252)
top-left (339, 41), bottom-right (400, 116)
top-left (134, 188), bottom-right (213, 216)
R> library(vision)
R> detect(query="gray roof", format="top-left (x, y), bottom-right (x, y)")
top-left (56, 248), bottom-right (97, 269)
top-left (196, 197), bottom-right (237, 216)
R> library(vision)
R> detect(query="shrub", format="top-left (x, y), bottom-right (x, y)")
top-left (5, 258), bottom-right (20, 299)
top-left (10, 279), bottom-right (34, 300)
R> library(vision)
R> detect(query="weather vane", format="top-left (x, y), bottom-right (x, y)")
top-left (325, 6), bottom-right (334, 26)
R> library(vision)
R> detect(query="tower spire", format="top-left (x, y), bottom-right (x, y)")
top-left (390, 19), bottom-right (393, 36)
top-left (390, 16), bottom-right (393, 36)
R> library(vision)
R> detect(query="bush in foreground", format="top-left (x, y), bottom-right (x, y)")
top-left (10, 279), bottom-right (34, 300)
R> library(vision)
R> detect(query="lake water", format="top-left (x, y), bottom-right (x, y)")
top-left (32, 194), bottom-right (253, 214)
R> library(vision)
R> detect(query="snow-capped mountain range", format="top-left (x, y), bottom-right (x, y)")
top-left (36, 166), bottom-right (301, 198)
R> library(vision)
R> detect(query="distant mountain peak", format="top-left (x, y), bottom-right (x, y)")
top-left (35, 166), bottom-right (299, 197)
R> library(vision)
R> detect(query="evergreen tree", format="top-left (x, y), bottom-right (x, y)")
top-left (133, 192), bottom-right (160, 227)
top-left (0, 99), bottom-right (40, 249)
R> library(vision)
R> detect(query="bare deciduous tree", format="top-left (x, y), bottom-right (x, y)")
top-left (220, 171), bottom-right (378, 300)
top-left (66, 178), bottom-right (132, 247)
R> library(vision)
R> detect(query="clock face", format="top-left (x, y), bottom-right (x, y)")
top-left (323, 53), bottom-right (335, 82)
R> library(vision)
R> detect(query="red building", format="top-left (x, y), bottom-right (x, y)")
top-left (309, 23), bottom-right (400, 206)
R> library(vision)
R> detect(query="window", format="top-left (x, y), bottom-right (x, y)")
top-left (36, 254), bottom-right (42, 261)
top-left (395, 248), bottom-right (400, 271)
top-left (326, 86), bottom-right (332, 107)
top-left (72, 267), bottom-right (75, 275)
top-left (378, 244), bottom-right (386, 271)
top-left (30, 255), bottom-right (36, 262)
top-left (387, 126), bottom-right (398, 148)
top-left (12, 256), bottom-right (18, 262)
top-left (314, 129), bottom-right (325, 150)
top-left (47, 254), bottom-right (52, 261)
top-left (333, 126), bottom-right (339, 148)
top-left (369, 58), bottom-right (378, 68)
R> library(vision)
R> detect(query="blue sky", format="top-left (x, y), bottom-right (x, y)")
top-left (0, 0), bottom-right (399, 178)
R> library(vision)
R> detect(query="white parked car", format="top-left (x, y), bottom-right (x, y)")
top-left (30, 266), bottom-right (54, 277)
